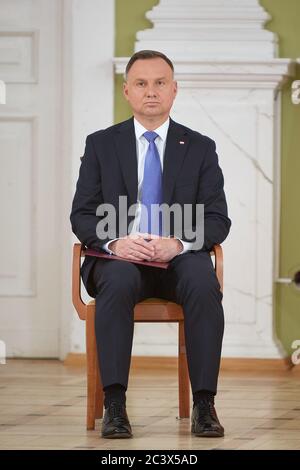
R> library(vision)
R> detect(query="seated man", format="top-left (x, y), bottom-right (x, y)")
top-left (70, 50), bottom-right (231, 439)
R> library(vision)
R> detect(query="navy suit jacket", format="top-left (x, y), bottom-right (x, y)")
top-left (70, 117), bottom-right (231, 297)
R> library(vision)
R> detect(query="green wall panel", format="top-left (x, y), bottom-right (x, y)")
top-left (260, 0), bottom-right (300, 355)
top-left (114, 0), bottom-right (159, 123)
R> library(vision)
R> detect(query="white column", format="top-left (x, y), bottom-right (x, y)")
top-left (114, 0), bottom-right (295, 358)
top-left (60, 0), bottom-right (115, 359)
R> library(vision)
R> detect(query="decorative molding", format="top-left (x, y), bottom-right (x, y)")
top-left (0, 116), bottom-right (37, 297)
top-left (291, 61), bottom-right (300, 104)
top-left (291, 80), bottom-right (300, 105)
top-left (114, 58), bottom-right (294, 90)
top-left (0, 29), bottom-right (39, 83)
top-left (136, 0), bottom-right (277, 60)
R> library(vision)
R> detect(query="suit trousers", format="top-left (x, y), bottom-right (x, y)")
top-left (91, 251), bottom-right (224, 394)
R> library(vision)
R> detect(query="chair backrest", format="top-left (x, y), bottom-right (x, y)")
top-left (72, 243), bottom-right (223, 321)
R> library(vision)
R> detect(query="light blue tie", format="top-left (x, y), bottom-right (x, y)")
top-left (139, 131), bottom-right (163, 235)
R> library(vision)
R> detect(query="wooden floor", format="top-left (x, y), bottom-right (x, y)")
top-left (0, 359), bottom-right (300, 450)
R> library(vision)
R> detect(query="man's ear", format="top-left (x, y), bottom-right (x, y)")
top-left (123, 81), bottom-right (129, 101)
top-left (173, 80), bottom-right (178, 96)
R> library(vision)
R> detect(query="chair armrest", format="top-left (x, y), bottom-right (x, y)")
top-left (72, 243), bottom-right (87, 320)
top-left (210, 244), bottom-right (223, 293)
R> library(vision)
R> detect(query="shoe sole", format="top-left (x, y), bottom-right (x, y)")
top-left (191, 426), bottom-right (224, 438)
top-left (102, 432), bottom-right (133, 439)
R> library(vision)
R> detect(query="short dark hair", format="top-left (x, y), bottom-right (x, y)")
top-left (125, 50), bottom-right (174, 80)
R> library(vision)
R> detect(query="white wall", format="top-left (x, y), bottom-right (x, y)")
top-left (60, 0), bottom-right (114, 358)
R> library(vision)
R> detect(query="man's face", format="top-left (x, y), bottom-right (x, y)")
top-left (123, 58), bottom-right (177, 121)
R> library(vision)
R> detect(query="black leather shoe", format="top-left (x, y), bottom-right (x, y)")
top-left (191, 400), bottom-right (224, 437)
top-left (101, 401), bottom-right (132, 439)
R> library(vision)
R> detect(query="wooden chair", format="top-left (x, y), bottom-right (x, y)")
top-left (72, 242), bottom-right (223, 430)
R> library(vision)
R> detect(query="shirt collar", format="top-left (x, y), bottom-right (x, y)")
top-left (134, 117), bottom-right (170, 142)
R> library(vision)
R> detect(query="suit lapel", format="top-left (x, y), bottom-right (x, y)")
top-left (163, 118), bottom-right (189, 205)
top-left (113, 117), bottom-right (138, 206)
top-left (113, 117), bottom-right (189, 208)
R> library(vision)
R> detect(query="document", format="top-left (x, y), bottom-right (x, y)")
top-left (84, 248), bottom-right (170, 269)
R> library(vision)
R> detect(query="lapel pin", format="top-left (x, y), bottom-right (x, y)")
top-left (179, 141), bottom-right (185, 144)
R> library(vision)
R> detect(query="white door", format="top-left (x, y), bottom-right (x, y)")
top-left (0, 0), bottom-right (61, 357)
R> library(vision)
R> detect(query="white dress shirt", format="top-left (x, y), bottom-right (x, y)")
top-left (102, 117), bottom-right (193, 255)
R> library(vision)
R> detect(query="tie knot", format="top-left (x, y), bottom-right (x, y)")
top-left (143, 131), bottom-right (158, 143)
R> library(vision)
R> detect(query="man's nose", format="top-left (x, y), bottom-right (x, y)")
top-left (145, 86), bottom-right (157, 97)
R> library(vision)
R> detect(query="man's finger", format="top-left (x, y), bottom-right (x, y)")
top-left (133, 238), bottom-right (155, 253)
top-left (128, 253), bottom-right (152, 261)
top-left (127, 246), bottom-right (153, 260)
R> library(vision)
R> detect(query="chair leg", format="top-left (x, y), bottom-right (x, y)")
top-left (86, 305), bottom-right (98, 430)
top-left (178, 321), bottom-right (190, 418)
top-left (95, 354), bottom-right (104, 419)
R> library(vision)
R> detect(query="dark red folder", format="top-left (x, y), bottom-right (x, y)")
top-left (84, 248), bottom-right (169, 269)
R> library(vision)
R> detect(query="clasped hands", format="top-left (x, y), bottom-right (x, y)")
top-left (107, 233), bottom-right (183, 263)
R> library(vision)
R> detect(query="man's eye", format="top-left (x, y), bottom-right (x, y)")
top-left (158, 81), bottom-right (165, 86)
top-left (137, 82), bottom-right (145, 87)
